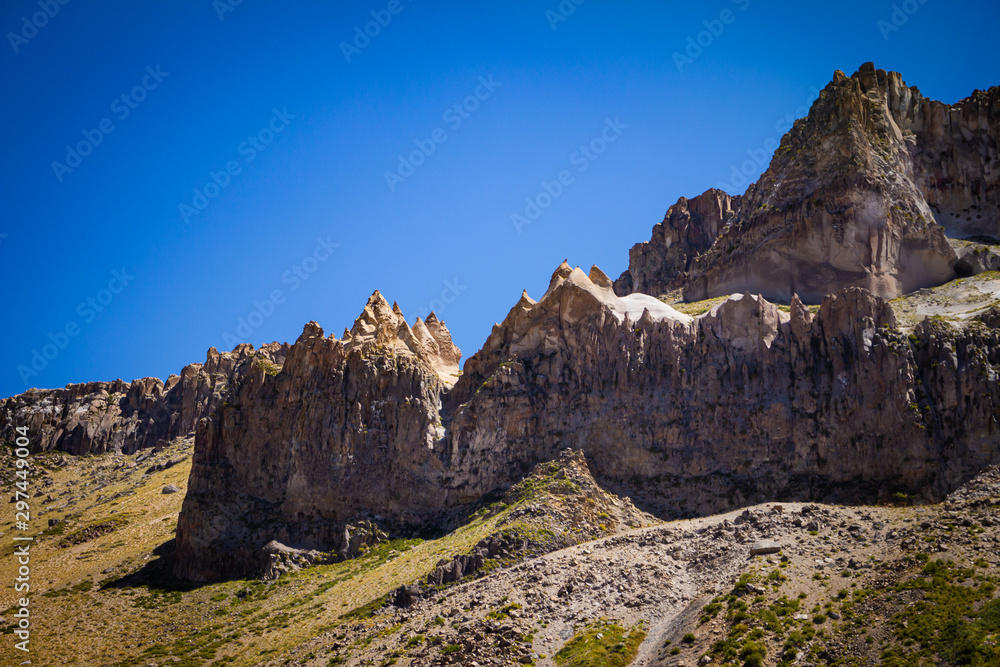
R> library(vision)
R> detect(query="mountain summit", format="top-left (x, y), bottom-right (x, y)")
top-left (617, 63), bottom-right (1000, 302)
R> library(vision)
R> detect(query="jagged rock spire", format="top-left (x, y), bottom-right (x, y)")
top-left (342, 291), bottom-right (461, 385)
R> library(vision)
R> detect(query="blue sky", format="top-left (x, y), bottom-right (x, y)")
top-left (1, 0), bottom-right (998, 397)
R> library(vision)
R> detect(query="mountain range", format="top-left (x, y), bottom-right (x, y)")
top-left (2, 63), bottom-right (999, 667)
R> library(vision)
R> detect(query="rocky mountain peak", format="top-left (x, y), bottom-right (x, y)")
top-left (343, 290), bottom-right (461, 385)
top-left (617, 63), bottom-right (999, 304)
top-left (347, 290), bottom-right (396, 341)
top-left (457, 262), bottom-right (692, 392)
top-left (6, 64), bottom-right (1000, 616)
top-left (614, 188), bottom-right (742, 297)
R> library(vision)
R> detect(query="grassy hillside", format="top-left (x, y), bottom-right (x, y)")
top-left (2, 439), bottom-right (998, 667)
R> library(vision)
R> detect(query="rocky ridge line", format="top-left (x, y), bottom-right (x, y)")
top-left (173, 292), bottom-right (463, 580)
top-left (0, 342), bottom-right (289, 456)
top-left (617, 63), bottom-right (1000, 303)
top-left (172, 261), bottom-right (1000, 580)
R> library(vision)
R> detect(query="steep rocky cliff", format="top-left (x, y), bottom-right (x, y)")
top-left (445, 263), bottom-right (1000, 518)
top-left (618, 63), bottom-right (1000, 302)
top-left (173, 292), bottom-right (462, 580)
top-left (613, 189), bottom-right (741, 297)
top-left (5, 62), bottom-right (998, 586)
top-left (0, 342), bottom-right (289, 455)
top-left (169, 263), bottom-right (999, 580)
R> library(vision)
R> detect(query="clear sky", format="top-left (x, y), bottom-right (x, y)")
top-left (1, 0), bottom-right (998, 398)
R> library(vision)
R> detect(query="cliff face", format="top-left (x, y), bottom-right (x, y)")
top-left (167, 263), bottom-right (1000, 580)
top-left (0, 343), bottom-right (289, 455)
top-left (901, 82), bottom-right (1000, 236)
top-left (613, 189), bottom-right (741, 297)
top-left (173, 293), bottom-right (461, 580)
top-left (619, 63), bottom-right (1000, 302)
top-left (444, 263), bottom-right (1000, 517)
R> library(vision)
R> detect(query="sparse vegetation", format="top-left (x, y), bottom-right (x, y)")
top-left (555, 620), bottom-right (646, 667)
top-left (670, 294), bottom-right (732, 316)
top-left (880, 559), bottom-right (1000, 666)
top-left (4, 425), bottom-right (1000, 667)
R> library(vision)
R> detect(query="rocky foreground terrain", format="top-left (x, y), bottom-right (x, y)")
top-left (1, 438), bottom-right (998, 667)
top-left (3, 62), bottom-right (1000, 665)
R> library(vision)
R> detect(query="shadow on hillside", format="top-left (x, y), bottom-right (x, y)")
top-left (594, 471), bottom-right (934, 523)
top-left (100, 538), bottom-right (207, 592)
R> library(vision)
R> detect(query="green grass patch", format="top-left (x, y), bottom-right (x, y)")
top-left (671, 295), bottom-right (732, 317)
top-left (342, 594), bottom-right (388, 620)
top-left (133, 587), bottom-right (183, 609)
top-left (880, 559), bottom-right (1000, 666)
top-left (555, 619), bottom-right (646, 667)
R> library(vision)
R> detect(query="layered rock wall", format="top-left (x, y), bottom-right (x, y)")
top-left (0, 343), bottom-right (289, 455)
top-left (445, 265), bottom-right (1000, 518)
top-left (170, 265), bottom-right (1000, 580)
top-left (173, 293), bottom-right (461, 580)
top-left (9, 62), bottom-right (999, 585)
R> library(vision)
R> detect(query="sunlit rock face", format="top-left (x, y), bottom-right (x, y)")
top-left (173, 292), bottom-right (463, 580)
top-left (22, 64), bottom-right (997, 583)
top-left (169, 260), bottom-right (1000, 580)
top-left (446, 264), bottom-right (1000, 519)
top-left (618, 63), bottom-right (1000, 303)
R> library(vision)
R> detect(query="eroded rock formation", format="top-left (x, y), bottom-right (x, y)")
top-left (613, 189), bottom-right (740, 297)
top-left (169, 262), bottom-right (999, 580)
top-left (444, 263), bottom-right (1000, 518)
top-left (619, 63), bottom-right (1000, 302)
top-left (5, 62), bottom-right (998, 586)
top-left (0, 343), bottom-right (289, 455)
top-left (173, 292), bottom-right (462, 580)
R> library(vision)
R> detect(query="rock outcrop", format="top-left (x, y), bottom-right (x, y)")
top-left (951, 238), bottom-right (1000, 276)
top-left (9, 62), bottom-right (1000, 585)
top-left (0, 343), bottom-right (289, 455)
top-left (173, 292), bottom-right (462, 580)
top-left (618, 63), bottom-right (1000, 302)
top-left (395, 448), bottom-right (656, 602)
top-left (172, 263), bottom-right (1000, 580)
top-left (613, 189), bottom-right (740, 297)
top-left (444, 263), bottom-right (1000, 519)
